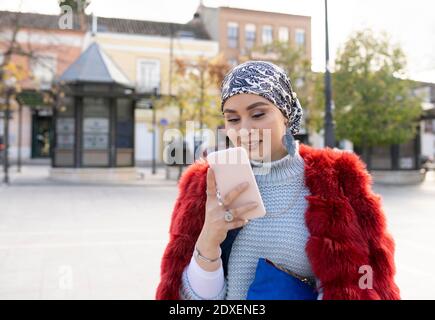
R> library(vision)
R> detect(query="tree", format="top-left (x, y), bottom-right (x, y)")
top-left (1, 11), bottom-right (61, 181)
top-left (243, 40), bottom-right (324, 134)
top-left (172, 55), bottom-right (230, 134)
top-left (333, 29), bottom-right (422, 165)
top-left (0, 15), bottom-right (26, 182)
top-left (161, 56), bottom-right (228, 177)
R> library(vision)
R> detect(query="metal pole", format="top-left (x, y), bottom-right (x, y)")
top-left (152, 88), bottom-right (157, 175)
top-left (166, 24), bottom-right (174, 180)
top-left (17, 100), bottom-right (22, 173)
top-left (3, 89), bottom-right (10, 184)
top-left (178, 106), bottom-right (183, 179)
top-left (324, 0), bottom-right (335, 148)
top-left (169, 24), bottom-right (174, 97)
top-left (200, 70), bottom-right (204, 131)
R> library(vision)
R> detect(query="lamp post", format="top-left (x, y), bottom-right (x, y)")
top-left (324, 0), bottom-right (336, 148)
top-left (3, 76), bottom-right (16, 184)
top-left (152, 87), bottom-right (159, 175)
top-left (17, 97), bottom-right (22, 173)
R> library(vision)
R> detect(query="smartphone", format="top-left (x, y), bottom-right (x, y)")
top-left (206, 147), bottom-right (266, 220)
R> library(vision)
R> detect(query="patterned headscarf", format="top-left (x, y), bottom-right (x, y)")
top-left (221, 60), bottom-right (303, 135)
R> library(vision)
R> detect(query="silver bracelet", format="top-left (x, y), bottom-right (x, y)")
top-left (194, 245), bottom-right (222, 263)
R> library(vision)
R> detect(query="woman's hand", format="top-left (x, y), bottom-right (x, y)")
top-left (195, 167), bottom-right (258, 271)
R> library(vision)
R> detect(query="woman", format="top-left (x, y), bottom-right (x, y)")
top-left (156, 61), bottom-right (400, 300)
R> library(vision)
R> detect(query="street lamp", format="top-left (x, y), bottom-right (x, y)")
top-left (3, 76), bottom-right (16, 184)
top-left (152, 87), bottom-right (159, 175)
top-left (324, 0), bottom-right (336, 148)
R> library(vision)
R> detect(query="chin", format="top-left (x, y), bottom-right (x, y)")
top-left (239, 143), bottom-right (271, 162)
top-left (247, 150), bottom-right (270, 162)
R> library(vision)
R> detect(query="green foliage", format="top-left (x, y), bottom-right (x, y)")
top-left (333, 29), bottom-right (422, 147)
top-left (172, 56), bottom-right (229, 134)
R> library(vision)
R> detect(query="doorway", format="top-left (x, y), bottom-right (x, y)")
top-left (32, 114), bottom-right (52, 158)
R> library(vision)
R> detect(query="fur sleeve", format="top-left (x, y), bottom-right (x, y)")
top-left (155, 160), bottom-right (209, 300)
top-left (336, 151), bottom-right (401, 300)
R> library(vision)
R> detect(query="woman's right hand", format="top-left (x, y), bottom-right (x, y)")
top-left (195, 167), bottom-right (258, 271)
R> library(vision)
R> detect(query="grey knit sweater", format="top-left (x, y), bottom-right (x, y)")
top-left (180, 144), bottom-right (318, 300)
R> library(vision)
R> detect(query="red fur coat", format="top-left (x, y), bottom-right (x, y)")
top-left (156, 143), bottom-right (400, 300)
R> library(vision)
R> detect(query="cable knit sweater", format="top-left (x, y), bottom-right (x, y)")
top-left (179, 143), bottom-right (320, 300)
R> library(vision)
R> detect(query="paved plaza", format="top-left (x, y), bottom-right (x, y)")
top-left (0, 166), bottom-right (434, 299)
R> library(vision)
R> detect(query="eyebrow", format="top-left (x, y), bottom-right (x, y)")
top-left (222, 101), bottom-right (269, 114)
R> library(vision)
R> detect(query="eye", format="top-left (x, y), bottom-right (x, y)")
top-left (226, 118), bottom-right (240, 123)
top-left (252, 113), bottom-right (265, 119)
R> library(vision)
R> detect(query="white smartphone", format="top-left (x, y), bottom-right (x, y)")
top-left (206, 147), bottom-right (266, 220)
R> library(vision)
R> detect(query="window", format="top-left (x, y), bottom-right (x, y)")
top-left (227, 22), bottom-right (239, 48)
top-left (176, 31), bottom-right (195, 38)
top-left (137, 59), bottom-right (160, 93)
top-left (55, 96), bottom-right (75, 167)
top-left (399, 140), bottom-right (416, 169)
top-left (414, 86), bottom-right (431, 103)
top-left (278, 27), bottom-right (288, 43)
top-left (245, 24), bottom-right (256, 50)
top-left (116, 98), bottom-right (134, 166)
top-left (371, 145), bottom-right (392, 170)
top-left (295, 28), bottom-right (306, 47)
top-left (31, 54), bottom-right (57, 90)
top-left (262, 25), bottom-right (273, 45)
top-left (424, 119), bottom-right (434, 133)
top-left (82, 97), bottom-right (110, 167)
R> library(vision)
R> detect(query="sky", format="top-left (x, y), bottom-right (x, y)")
top-left (1, 0), bottom-right (435, 82)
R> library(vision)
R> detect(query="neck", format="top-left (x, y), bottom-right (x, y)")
top-left (250, 141), bottom-right (304, 184)
top-left (251, 145), bottom-right (289, 163)
top-left (270, 147), bottom-right (289, 162)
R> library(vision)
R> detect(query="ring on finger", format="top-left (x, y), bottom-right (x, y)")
top-left (224, 209), bottom-right (234, 222)
top-left (216, 190), bottom-right (224, 206)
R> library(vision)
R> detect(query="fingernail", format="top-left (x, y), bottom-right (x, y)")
top-left (250, 202), bottom-right (258, 207)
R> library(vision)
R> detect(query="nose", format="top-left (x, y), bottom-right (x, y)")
top-left (239, 117), bottom-right (257, 134)
top-left (238, 125), bottom-right (261, 143)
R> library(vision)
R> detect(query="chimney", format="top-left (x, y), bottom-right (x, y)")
top-left (191, 12), bottom-right (201, 25)
top-left (191, 0), bottom-right (205, 25)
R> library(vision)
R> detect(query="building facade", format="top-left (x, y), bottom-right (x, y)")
top-left (195, 4), bottom-right (311, 67)
top-left (0, 11), bottom-right (86, 163)
top-left (193, 4), bottom-right (312, 145)
top-left (87, 15), bottom-right (219, 164)
top-left (0, 11), bottom-right (219, 166)
top-left (1, 6), bottom-right (312, 167)
top-left (417, 82), bottom-right (435, 163)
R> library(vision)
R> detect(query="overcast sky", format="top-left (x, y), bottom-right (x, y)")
top-left (1, 0), bottom-right (434, 82)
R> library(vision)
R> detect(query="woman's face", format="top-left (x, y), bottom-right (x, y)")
top-left (223, 93), bottom-right (288, 161)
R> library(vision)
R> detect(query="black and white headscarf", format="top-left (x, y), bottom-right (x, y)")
top-left (221, 60), bottom-right (303, 135)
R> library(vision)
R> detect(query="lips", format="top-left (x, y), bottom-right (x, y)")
top-left (242, 140), bottom-right (262, 149)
